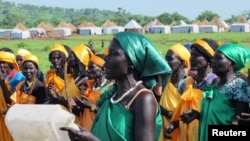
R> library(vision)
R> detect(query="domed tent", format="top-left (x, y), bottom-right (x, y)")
top-left (124, 19), bottom-right (144, 33)
top-left (101, 20), bottom-right (124, 34)
top-left (148, 19), bottom-right (171, 34)
top-left (210, 17), bottom-right (225, 32)
top-left (78, 21), bottom-right (102, 35)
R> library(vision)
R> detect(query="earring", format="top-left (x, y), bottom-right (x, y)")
top-left (228, 67), bottom-right (231, 71)
top-left (128, 65), bottom-right (134, 69)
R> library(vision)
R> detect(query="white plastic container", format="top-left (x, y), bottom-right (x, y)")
top-left (5, 104), bottom-right (79, 141)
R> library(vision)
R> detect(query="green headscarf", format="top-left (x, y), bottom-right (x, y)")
top-left (217, 43), bottom-right (250, 71)
top-left (115, 32), bottom-right (172, 90)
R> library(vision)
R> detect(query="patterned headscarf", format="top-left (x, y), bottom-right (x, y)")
top-left (169, 43), bottom-right (191, 68)
top-left (115, 32), bottom-right (172, 89)
top-left (0, 51), bottom-right (20, 71)
top-left (217, 43), bottom-right (250, 71)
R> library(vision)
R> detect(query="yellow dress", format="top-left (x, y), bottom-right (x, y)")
top-left (159, 79), bottom-right (182, 141)
top-left (10, 81), bottom-right (36, 104)
top-left (0, 80), bottom-right (14, 141)
top-left (170, 77), bottom-right (203, 141)
top-left (45, 69), bottom-right (65, 94)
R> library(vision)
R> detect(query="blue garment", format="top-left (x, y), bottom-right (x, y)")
top-left (6, 71), bottom-right (25, 92)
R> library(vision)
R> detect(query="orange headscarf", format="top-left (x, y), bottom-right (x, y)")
top-left (0, 51), bottom-right (19, 71)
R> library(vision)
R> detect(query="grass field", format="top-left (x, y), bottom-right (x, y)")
top-left (1, 32), bottom-right (250, 73)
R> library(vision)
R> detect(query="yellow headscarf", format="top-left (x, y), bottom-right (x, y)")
top-left (72, 44), bottom-right (105, 69)
top-left (50, 43), bottom-right (68, 57)
top-left (0, 51), bottom-right (20, 71)
top-left (22, 54), bottom-right (39, 66)
top-left (17, 49), bottom-right (31, 57)
top-left (194, 39), bottom-right (215, 57)
top-left (169, 44), bottom-right (191, 68)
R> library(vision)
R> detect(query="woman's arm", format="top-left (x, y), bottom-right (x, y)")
top-left (133, 92), bottom-right (157, 141)
top-left (0, 80), bottom-right (12, 105)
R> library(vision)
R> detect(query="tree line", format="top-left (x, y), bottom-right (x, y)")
top-left (0, 0), bottom-right (249, 29)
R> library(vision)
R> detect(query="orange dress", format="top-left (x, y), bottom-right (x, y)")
top-left (0, 80), bottom-right (14, 141)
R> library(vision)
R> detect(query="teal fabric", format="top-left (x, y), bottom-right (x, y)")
top-left (91, 100), bottom-right (162, 141)
top-left (115, 32), bottom-right (172, 90)
top-left (217, 43), bottom-right (250, 71)
top-left (199, 85), bottom-right (236, 141)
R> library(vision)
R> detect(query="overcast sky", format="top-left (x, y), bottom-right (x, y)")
top-left (3, 0), bottom-right (250, 20)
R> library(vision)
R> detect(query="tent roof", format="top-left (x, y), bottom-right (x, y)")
top-left (210, 17), bottom-right (225, 27)
top-left (78, 21), bottom-right (96, 28)
top-left (14, 23), bottom-right (27, 31)
top-left (66, 23), bottom-right (77, 32)
top-left (124, 19), bottom-right (142, 29)
top-left (101, 20), bottom-right (117, 28)
top-left (37, 22), bottom-right (51, 31)
top-left (151, 19), bottom-right (164, 26)
top-left (221, 20), bottom-right (230, 28)
top-left (237, 17), bottom-right (248, 23)
top-left (170, 21), bottom-right (177, 26)
top-left (201, 19), bottom-right (210, 25)
top-left (192, 20), bottom-right (202, 26)
top-left (57, 21), bottom-right (68, 28)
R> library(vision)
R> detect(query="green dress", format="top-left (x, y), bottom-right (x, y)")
top-left (199, 77), bottom-right (250, 141)
top-left (91, 87), bottom-right (162, 141)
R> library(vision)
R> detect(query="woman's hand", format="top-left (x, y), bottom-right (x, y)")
top-left (60, 125), bottom-right (100, 141)
top-left (164, 121), bottom-right (179, 139)
top-left (180, 109), bottom-right (200, 124)
top-left (232, 113), bottom-right (250, 125)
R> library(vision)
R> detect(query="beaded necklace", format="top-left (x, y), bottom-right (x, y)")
top-left (110, 81), bottom-right (143, 104)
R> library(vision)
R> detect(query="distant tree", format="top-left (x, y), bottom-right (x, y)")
top-left (171, 12), bottom-right (191, 24)
top-left (225, 15), bottom-right (241, 24)
top-left (1, 13), bottom-right (21, 28)
top-left (157, 12), bottom-right (173, 25)
top-left (241, 10), bottom-right (250, 20)
top-left (196, 10), bottom-right (220, 22)
top-left (129, 15), bottom-right (143, 25)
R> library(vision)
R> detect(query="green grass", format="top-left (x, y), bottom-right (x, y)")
top-left (1, 32), bottom-right (250, 73)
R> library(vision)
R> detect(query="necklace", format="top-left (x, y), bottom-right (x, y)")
top-left (110, 81), bottom-right (143, 104)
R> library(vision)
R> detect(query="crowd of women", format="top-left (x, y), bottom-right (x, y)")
top-left (0, 31), bottom-right (250, 141)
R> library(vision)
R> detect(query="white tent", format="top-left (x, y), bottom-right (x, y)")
top-left (79, 27), bottom-right (102, 35)
top-left (124, 19), bottom-right (144, 33)
top-left (180, 20), bottom-right (187, 26)
top-left (171, 24), bottom-right (199, 33)
top-left (149, 25), bottom-right (171, 34)
top-left (221, 20), bottom-right (230, 29)
top-left (11, 29), bottom-right (30, 39)
top-left (0, 29), bottom-right (15, 37)
top-left (52, 27), bottom-right (71, 37)
top-left (102, 26), bottom-right (124, 34)
top-left (199, 25), bottom-right (218, 33)
top-left (28, 28), bottom-right (46, 38)
top-left (230, 23), bottom-right (250, 32)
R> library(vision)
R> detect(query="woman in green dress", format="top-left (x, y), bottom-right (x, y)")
top-left (180, 43), bottom-right (250, 141)
top-left (61, 31), bottom-right (172, 141)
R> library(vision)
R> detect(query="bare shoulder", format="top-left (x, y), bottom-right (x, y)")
top-left (132, 88), bottom-right (157, 109)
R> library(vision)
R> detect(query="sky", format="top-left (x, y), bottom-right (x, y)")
top-left (3, 0), bottom-right (250, 20)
